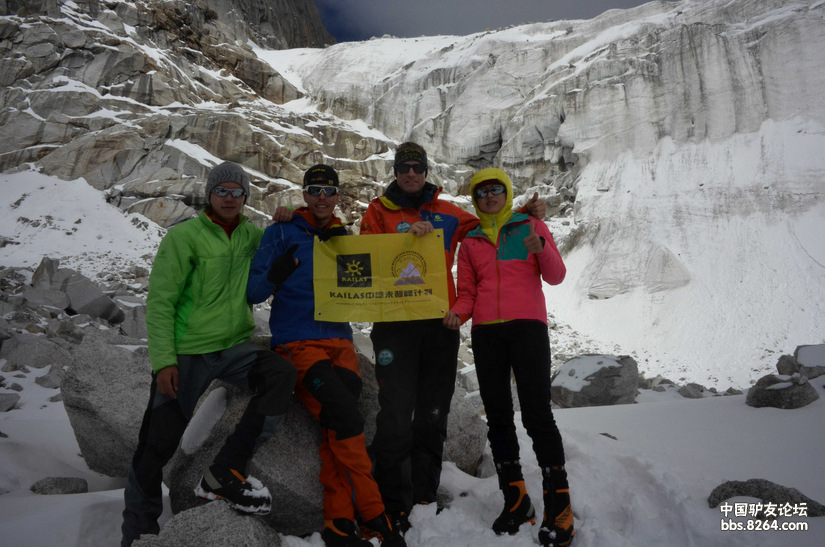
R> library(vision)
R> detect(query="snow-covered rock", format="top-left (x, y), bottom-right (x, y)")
top-left (745, 372), bottom-right (820, 409)
top-left (550, 354), bottom-right (638, 407)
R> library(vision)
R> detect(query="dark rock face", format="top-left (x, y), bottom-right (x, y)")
top-left (203, 0), bottom-right (335, 49)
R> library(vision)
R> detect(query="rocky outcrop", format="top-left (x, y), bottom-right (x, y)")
top-left (164, 381), bottom-right (325, 536)
top-left (132, 500), bottom-right (281, 547)
top-left (745, 373), bottom-right (820, 410)
top-left (0, 0), bottom-right (377, 230)
top-left (61, 328), bottom-right (151, 476)
top-left (29, 258), bottom-right (125, 324)
top-left (30, 477), bottom-right (88, 495)
top-left (57, 316), bottom-right (487, 537)
top-left (192, 0), bottom-right (335, 50)
top-left (776, 345), bottom-right (825, 380)
top-left (678, 383), bottom-right (710, 399)
top-left (0, 392), bottom-right (20, 411)
top-left (745, 345), bottom-right (824, 409)
top-left (0, 332), bottom-right (73, 372)
top-left (550, 354), bottom-right (638, 408)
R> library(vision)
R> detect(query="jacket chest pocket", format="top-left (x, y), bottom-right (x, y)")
top-left (498, 226), bottom-right (531, 261)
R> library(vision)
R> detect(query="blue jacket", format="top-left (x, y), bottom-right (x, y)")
top-left (247, 209), bottom-right (352, 346)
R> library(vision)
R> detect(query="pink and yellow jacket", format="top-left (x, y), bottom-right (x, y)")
top-left (450, 168), bottom-right (565, 326)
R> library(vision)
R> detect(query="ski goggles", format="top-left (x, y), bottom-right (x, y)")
top-left (305, 185), bottom-right (338, 197)
top-left (473, 184), bottom-right (506, 199)
top-left (212, 186), bottom-right (246, 198)
top-left (396, 163), bottom-right (426, 175)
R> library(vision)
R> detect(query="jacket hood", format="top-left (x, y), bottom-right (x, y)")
top-left (470, 168), bottom-right (514, 243)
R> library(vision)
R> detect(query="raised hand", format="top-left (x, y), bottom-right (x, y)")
top-left (525, 192), bottom-right (546, 220)
top-left (268, 244), bottom-right (300, 289)
top-left (523, 221), bottom-right (544, 254)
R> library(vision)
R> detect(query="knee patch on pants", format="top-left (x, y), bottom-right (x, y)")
top-left (302, 359), bottom-right (364, 440)
top-left (249, 351), bottom-right (297, 416)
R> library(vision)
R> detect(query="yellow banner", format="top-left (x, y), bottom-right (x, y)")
top-left (313, 230), bottom-right (449, 322)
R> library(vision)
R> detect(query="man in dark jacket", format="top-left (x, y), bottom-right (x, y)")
top-left (360, 143), bottom-right (545, 532)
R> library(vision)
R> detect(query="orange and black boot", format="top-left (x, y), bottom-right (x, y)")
top-left (538, 465), bottom-right (575, 547)
top-left (492, 460), bottom-right (537, 535)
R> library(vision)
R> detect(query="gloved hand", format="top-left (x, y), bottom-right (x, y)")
top-left (318, 225), bottom-right (349, 242)
top-left (267, 244), bottom-right (300, 291)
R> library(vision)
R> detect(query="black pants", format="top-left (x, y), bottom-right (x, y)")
top-left (370, 318), bottom-right (459, 514)
top-left (121, 342), bottom-right (296, 546)
top-left (472, 321), bottom-right (566, 468)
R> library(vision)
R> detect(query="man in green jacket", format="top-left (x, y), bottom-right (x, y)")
top-left (121, 161), bottom-right (297, 547)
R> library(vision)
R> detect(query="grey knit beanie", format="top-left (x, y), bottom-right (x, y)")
top-left (205, 161), bottom-right (250, 202)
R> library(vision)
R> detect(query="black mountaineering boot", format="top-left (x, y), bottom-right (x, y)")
top-left (492, 460), bottom-right (537, 535)
top-left (321, 518), bottom-right (372, 547)
top-left (194, 463), bottom-right (271, 515)
top-left (388, 510), bottom-right (411, 534)
top-left (538, 466), bottom-right (575, 547)
top-left (360, 512), bottom-right (407, 546)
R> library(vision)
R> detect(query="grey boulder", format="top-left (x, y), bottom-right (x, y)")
top-left (551, 354), bottom-right (639, 408)
top-left (746, 373), bottom-right (819, 409)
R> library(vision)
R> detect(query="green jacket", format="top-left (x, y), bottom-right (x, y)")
top-left (145, 211), bottom-right (263, 373)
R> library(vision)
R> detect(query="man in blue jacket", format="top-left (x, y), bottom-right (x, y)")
top-left (248, 165), bottom-right (405, 547)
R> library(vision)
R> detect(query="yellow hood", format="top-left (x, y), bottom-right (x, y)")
top-left (470, 168), bottom-right (514, 243)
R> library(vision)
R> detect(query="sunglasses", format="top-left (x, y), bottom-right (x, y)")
top-left (474, 184), bottom-right (506, 199)
top-left (212, 186), bottom-right (246, 198)
top-left (305, 185), bottom-right (338, 197)
top-left (396, 163), bottom-right (426, 174)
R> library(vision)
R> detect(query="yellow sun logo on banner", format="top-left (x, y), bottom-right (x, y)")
top-left (345, 260), bottom-right (364, 276)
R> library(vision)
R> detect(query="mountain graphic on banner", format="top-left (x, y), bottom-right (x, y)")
top-left (395, 261), bottom-right (425, 285)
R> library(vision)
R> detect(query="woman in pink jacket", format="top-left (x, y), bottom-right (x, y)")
top-left (443, 168), bottom-right (574, 547)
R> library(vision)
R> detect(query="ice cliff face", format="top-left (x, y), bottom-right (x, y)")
top-left (1, 0), bottom-right (823, 386)
top-left (294, 0), bottom-right (824, 184)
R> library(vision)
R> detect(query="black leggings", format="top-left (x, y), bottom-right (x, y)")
top-left (471, 321), bottom-right (565, 468)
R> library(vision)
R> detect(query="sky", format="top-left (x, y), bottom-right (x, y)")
top-left (314, 0), bottom-right (666, 42)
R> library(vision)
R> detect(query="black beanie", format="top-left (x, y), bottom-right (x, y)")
top-left (303, 164), bottom-right (339, 187)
